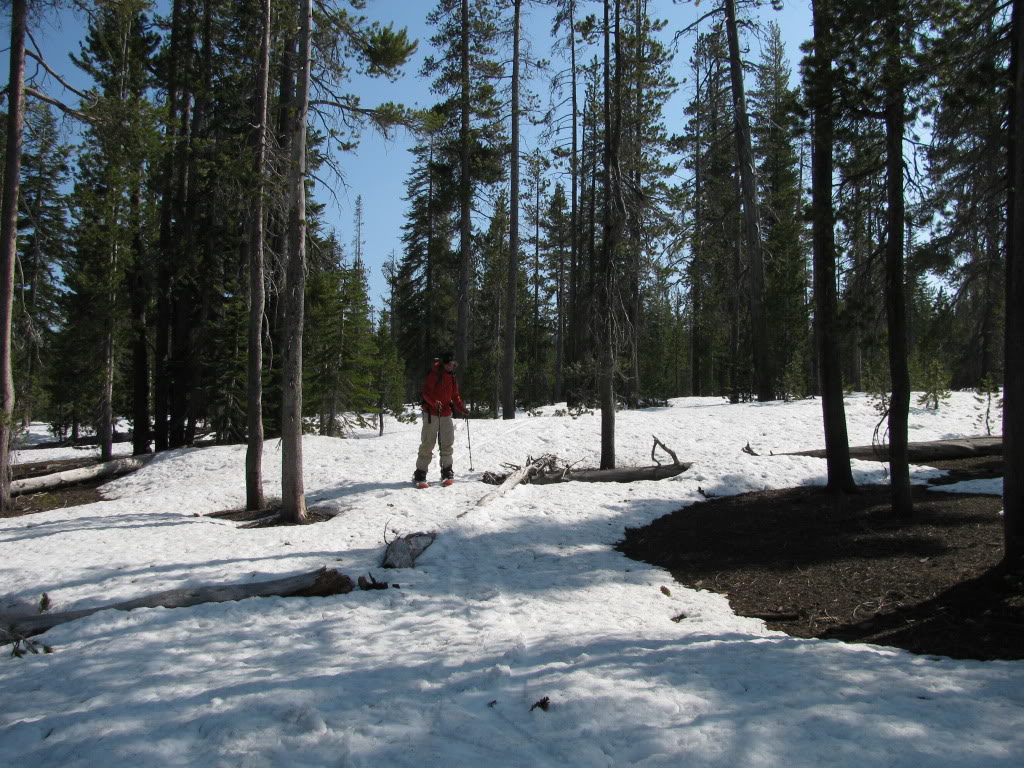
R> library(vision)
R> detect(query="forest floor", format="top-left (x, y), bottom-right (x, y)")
top-left (620, 454), bottom-right (1023, 661)
top-left (6, 453), bottom-right (1021, 661)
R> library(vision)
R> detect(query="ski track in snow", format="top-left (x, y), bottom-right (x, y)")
top-left (2, 394), bottom-right (1022, 767)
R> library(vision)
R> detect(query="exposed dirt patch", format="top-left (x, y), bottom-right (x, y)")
top-left (2, 480), bottom-right (106, 518)
top-left (208, 504), bottom-right (334, 527)
top-left (618, 456), bottom-right (1021, 661)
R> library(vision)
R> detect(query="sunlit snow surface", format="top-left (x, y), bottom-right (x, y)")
top-left (2, 394), bottom-right (1020, 767)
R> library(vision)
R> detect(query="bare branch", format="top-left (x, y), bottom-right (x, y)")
top-left (24, 87), bottom-right (91, 124)
top-left (24, 42), bottom-right (90, 100)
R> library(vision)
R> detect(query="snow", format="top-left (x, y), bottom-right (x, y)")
top-left (2, 392), bottom-right (1021, 768)
top-left (931, 478), bottom-right (1004, 496)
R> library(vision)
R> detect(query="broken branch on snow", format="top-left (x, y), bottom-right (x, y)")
top-left (1, 567), bottom-right (354, 641)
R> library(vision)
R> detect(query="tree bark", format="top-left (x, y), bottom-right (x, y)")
top-left (529, 464), bottom-right (690, 484)
top-left (2, 568), bottom-right (354, 640)
top-left (501, 0), bottom-right (522, 420)
top-left (790, 436), bottom-right (1002, 462)
top-left (883, 9), bottom-right (912, 518)
top-left (599, 0), bottom-right (621, 470)
top-left (1005, 0), bottom-right (1024, 564)
top-left (280, 1), bottom-right (312, 524)
top-left (463, 456), bottom-right (549, 514)
top-left (0, 0), bottom-right (27, 513)
top-left (810, 0), bottom-right (855, 493)
top-left (455, 0), bottom-right (472, 374)
top-left (129, 225), bottom-right (152, 456)
top-left (564, 0), bottom-right (579, 405)
top-left (382, 532), bottom-right (437, 568)
top-left (501, 1), bottom-right (524, 421)
top-left (723, 0), bottom-right (770, 402)
top-left (11, 455), bottom-right (155, 496)
top-left (246, 0), bottom-right (271, 512)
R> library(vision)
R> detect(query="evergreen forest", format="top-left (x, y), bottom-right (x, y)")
top-left (1, 0), bottom-right (1022, 559)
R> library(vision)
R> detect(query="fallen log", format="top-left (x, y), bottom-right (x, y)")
top-left (529, 463), bottom-right (691, 484)
top-left (382, 531), bottom-right (437, 568)
top-left (789, 436), bottom-right (1002, 463)
top-left (11, 454), bottom-right (156, 496)
top-left (0, 567), bottom-right (354, 640)
top-left (464, 457), bottom-right (550, 515)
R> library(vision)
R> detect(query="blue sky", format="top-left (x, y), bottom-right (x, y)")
top-left (4, 0), bottom-right (813, 307)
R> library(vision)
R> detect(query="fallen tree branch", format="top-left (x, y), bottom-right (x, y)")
top-left (1, 567), bottom-right (354, 640)
top-left (11, 454), bottom-right (155, 496)
top-left (529, 463), bottom-right (691, 485)
top-left (463, 457), bottom-right (550, 515)
top-left (382, 531), bottom-right (437, 568)
top-left (789, 436), bottom-right (1002, 462)
top-left (651, 435), bottom-right (681, 466)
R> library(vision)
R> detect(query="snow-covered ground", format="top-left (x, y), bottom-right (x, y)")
top-left (1, 393), bottom-right (1020, 767)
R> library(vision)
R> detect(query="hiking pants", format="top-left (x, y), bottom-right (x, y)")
top-left (416, 413), bottom-right (455, 473)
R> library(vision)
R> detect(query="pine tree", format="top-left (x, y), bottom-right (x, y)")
top-left (722, 0), bottom-right (770, 401)
top-left (1004, 0), bottom-right (1024, 564)
top-left (750, 22), bottom-right (808, 399)
top-left (371, 309), bottom-right (408, 434)
top-left (540, 181), bottom-right (572, 403)
top-left (394, 131), bottom-right (459, 379)
top-left (472, 194), bottom-right (511, 415)
top-left (805, 0), bottom-right (855, 492)
top-left (424, 0), bottom-right (505, 374)
top-left (1, 0), bottom-right (29, 511)
top-left (924, 0), bottom-right (1008, 388)
top-left (66, 0), bottom-right (160, 461)
top-left (11, 103), bottom-right (71, 428)
top-left (680, 25), bottom-right (741, 399)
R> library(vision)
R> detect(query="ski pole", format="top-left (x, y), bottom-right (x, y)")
top-left (465, 416), bottom-right (474, 471)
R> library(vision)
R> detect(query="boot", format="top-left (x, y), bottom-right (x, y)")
top-left (440, 466), bottom-right (454, 486)
top-left (413, 468), bottom-right (428, 488)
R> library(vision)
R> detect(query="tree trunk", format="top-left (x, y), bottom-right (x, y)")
top-left (129, 225), bottom-right (152, 456)
top-left (1005, 0), bottom-right (1024, 564)
top-left (810, 0), bottom-right (855, 493)
top-left (502, 0), bottom-right (522, 419)
top-left (599, 0), bottom-right (621, 470)
top-left (3, 568), bottom-right (354, 640)
top-left (0, 0), bottom-right (27, 513)
top-left (883, 11), bottom-right (912, 519)
top-left (280, 1), bottom-right (312, 524)
top-left (11, 455), bottom-right (155, 496)
top-left (723, 0), bottom-right (770, 402)
top-left (100, 287), bottom-right (116, 463)
top-left (562, 0), bottom-right (579, 406)
top-left (155, 0), bottom-right (191, 452)
top-left (246, 0), bottom-right (271, 512)
top-left (455, 0), bottom-right (471, 374)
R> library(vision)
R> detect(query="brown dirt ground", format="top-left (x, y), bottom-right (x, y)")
top-left (7, 454), bottom-right (1021, 660)
top-left (618, 454), bottom-right (1023, 661)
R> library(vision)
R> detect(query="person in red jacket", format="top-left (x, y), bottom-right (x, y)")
top-left (413, 351), bottom-right (466, 487)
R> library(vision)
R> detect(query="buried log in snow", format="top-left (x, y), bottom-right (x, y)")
top-left (11, 454), bottom-right (156, 496)
top-left (788, 435), bottom-right (1002, 462)
top-left (464, 457), bottom-right (551, 515)
top-left (0, 567), bottom-right (354, 640)
top-left (382, 531), bottom-right (437, 568)
top-left (528, 463), bottom-right (691, 484)
top-left (466, 440), bottom-right (690, 515)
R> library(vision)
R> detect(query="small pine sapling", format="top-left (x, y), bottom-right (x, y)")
top-left (916, 358), bottom-right (951, 411)
top-left (973, 374), bottom-right (1003, 436)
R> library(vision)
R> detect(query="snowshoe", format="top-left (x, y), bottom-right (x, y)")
top-left (413, 469), bottom-right (429, 489)
top-left (441, 477), bottom-right (454, 487)
top-left (440, 467), bottom-right (454, 487)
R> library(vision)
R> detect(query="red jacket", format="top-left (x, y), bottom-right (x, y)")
top-left (422, 362), bottom-right (465, 417)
